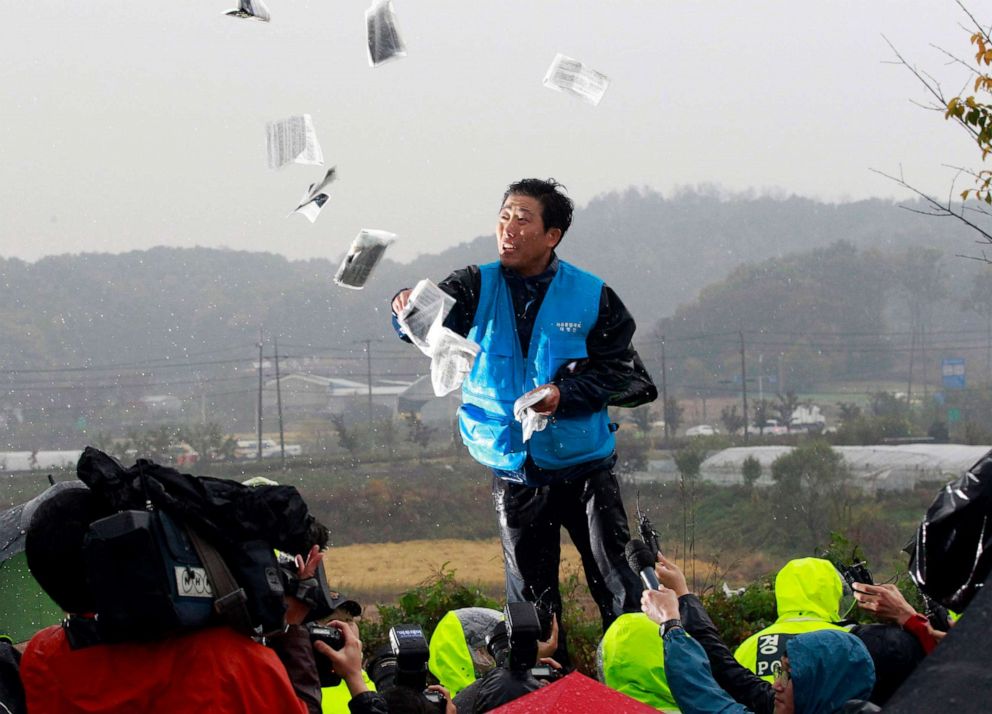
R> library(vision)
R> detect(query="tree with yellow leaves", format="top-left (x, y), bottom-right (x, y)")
top-left (945, 20), bottom-right (992, 204)
top-left (878, 1), bottom-right (992, 253)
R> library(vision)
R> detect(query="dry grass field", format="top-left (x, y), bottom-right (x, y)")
top-left (321, 538), bottom-right (725, 607)
top-left (321, 538), bottom-right (572, 603)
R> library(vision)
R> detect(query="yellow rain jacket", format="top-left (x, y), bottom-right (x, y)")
top-left (428, 608), bottom-right (503, 698)
top-left (320, 671), bottom-right (376, 714)
top-left (597, 613), bottom-right (680, 712)
top-left (734, 558), bottom-right (848, 682)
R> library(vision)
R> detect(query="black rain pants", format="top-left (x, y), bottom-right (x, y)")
top-left (492, 464), bottom-right (642, 668)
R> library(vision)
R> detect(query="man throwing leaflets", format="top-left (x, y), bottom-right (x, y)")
top-left (391, 178), bottom-right (644, 665)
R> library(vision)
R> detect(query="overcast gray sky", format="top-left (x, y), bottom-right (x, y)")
top-left (0, 1), bottom-right (980, 264)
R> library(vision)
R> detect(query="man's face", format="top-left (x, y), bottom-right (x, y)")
top-left (772, 655), bottom-right (795, 714)
top-left (496, 194), bottom-right (561, 277)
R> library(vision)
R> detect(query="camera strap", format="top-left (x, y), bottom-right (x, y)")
top-left (184, 524), bottom-right (254, 635)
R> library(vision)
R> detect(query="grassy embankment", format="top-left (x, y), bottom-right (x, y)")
top-left (1, 450), bottom-right (936, 606)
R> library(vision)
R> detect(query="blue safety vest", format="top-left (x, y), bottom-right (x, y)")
top-left (458, 260), bottom-right (615, 472)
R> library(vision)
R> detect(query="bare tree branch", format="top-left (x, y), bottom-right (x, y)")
top-left (931, 43), bottom-right (979, 75)
top-left (955, 0), bottom-right (992, 45)
top-left (954, 252), bottom-right (992, 263)
top-left (871, 167), bottom-right (992, 245)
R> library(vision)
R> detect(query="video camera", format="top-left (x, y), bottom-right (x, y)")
top-left (77, 505), bottom-right (334, 645)
top-left (367, 624), bottom-right (446, 712)
top-left (485, 602), bottom-right (560, 682)
top-left (65, 447), bottom-right (330, 647)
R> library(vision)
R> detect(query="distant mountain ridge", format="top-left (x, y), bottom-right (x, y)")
top-left (0, 187), bottom-right (981, 370)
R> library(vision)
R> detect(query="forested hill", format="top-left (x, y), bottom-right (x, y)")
top-left (0, 188), bottom-right (983, 369)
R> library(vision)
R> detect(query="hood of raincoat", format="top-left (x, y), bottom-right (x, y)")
top-left (775, 558), bottom-right (842, 622)
top-left (788, 629), bottom-right (875, 714)
top-left (597, 613), bottom-right (680, 711)
top-left (429, 608), bottom-right (502, 697)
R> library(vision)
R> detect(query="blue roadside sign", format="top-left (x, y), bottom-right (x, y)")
top-left (942, 358), bottom-right (966, 390)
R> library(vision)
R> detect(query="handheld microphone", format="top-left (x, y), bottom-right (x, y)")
top-left (625, 539), bottom-right (660, 591)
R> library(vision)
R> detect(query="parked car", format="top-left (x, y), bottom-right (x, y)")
top-left (234, 439), bottom-right (278, 460)
top-left (685, 424), bottom-right (719, 437)
top-left (234, 439), bottom-right (302, 459)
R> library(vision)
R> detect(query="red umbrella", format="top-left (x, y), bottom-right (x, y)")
top-left (489, 671), bottom-right (661, 713)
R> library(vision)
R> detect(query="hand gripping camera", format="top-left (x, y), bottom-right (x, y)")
top-left (367, 624), bottom-right (445, 712)
top-left (304, 622), bottom-right (345, 688)
top-left (485, 602), bottom-right (560, 682)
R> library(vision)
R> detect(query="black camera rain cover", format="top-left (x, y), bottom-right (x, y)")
top-left (909, 449), bottom-right (992, 611)
top-left (75, 446), bottom-right (328, 557)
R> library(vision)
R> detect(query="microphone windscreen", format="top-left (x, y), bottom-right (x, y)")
top-left (625, 538), bottom-right (656, 573)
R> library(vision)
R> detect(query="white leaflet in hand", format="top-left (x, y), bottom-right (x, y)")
top-left (291, 167), bottom-right (337, 223)
top-left (225, 0), bottom-right (270, 21)
top-left (513, 387), bottom-right (552, 442)
top-left (542, 54), bottom-right (610, 106)
top-left (333, 229), bottom-right (396, 289)
top-left (428, 324), bottom-right (480, 396)
top-left (397, 279), bottom-right (455, 354)
top-left (366, 0), bottom-right (407, 67)
top-left (266, 114), bottom-right (324, 169)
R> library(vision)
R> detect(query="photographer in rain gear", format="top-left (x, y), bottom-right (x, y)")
top-left (596, 612), bottom-right (680, 712)
top-left (427, 607), bottom-right (504, 698)
top-left (642, 585), bottom-right (877, 714)
top-left (20, 484), bottom-right (323, 713)
top-left (734, 559), bottom-right (848, 682)
top-left (650, 552), bottom-right (891, 713)
top-left (19, 448), bottom-right (388, 714)
top-left (451, 602), bottom-right (561, 713)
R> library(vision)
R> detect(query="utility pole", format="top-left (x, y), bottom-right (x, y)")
top-left (739, 330), bottom-right (749, 444)
top-left (986, 312), bottom-right (992, 384)
top-left (257, 327), bottom-right (264, 461)
top-left (660, 336), bottom-right (670, 445)
top-left (274, 336), bottom-right (286, 470)
top-left (921, 323), bottom-right (929, 402)
top-left (987, 311), bottom-right (992, 384)
top-left (758, 354), bottom-right (764, 403)
top-left (907, 328), bottom-right (916, 406)
top-left (362, 339), bottom-right (374, 440)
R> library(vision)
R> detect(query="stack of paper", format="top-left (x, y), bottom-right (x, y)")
top-left (366, 0), bottom-right (407, 66)
top-left (266, 114), bottom-right (324, 169)
top-left (429, 327), bottom-right (480, 396)
top-left (333, 229), bottom-right (396, 289)
top-left (291, 167), bottom-right (337, 223)
top-left (225, 0), bottom-right (270, 21)
top-left (397, 280), bottom-right (479, 396)
top-left (542, 53), bottom-right (610, 106)
top-left (397, 279), bottom-right (455, 354)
